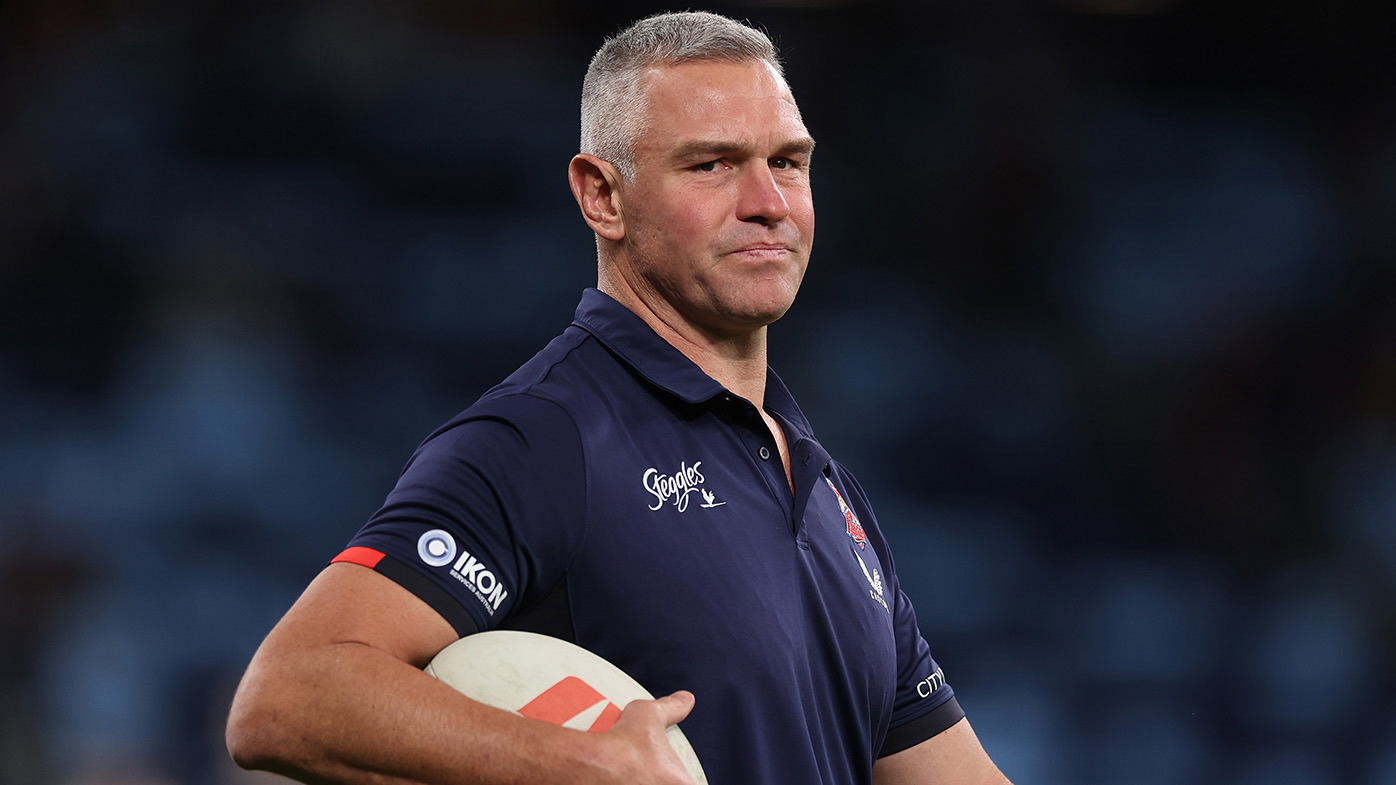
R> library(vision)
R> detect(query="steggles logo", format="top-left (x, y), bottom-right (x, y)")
top-left (643, 461), bottom-right (726, 512)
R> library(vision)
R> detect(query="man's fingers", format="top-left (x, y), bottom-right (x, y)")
top-left (604, 692), bottom-right (699, 784)
top-left (619, 690), bottom-right (695, 731)
top-left (651, 690), bottom-right (695, 726)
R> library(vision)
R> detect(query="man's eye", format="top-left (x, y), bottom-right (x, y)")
top-left (695, 160), bottom-right (719, 172)
top-left (771, 158), bottom-right (791, 169)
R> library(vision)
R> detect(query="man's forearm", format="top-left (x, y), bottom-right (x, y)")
top-left (228, 639), bottom-right (619, 785)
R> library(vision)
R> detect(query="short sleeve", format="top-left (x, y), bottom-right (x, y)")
top-left (834, 468), bottom-right (966, 757)
top-left (877, 579), bottom-right (965, 756)
top-left (333, 393), bottom-right (586, 636)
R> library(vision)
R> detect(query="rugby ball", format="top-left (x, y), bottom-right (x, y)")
top-left (425, 631), bottom-right (706, 783)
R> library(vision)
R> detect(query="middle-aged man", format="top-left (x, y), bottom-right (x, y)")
top-left (227, 11), bottom-right (1015, 785)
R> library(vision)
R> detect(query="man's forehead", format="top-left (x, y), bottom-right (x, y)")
top-left (639, 59), bottom-right (795, 107)
top-left (634, 60), bottom-right (808, 148)
top-left (640, 57), bottom-right (788, 88)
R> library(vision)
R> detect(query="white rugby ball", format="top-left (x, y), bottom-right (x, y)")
top-left (425, 630), bottom-right (707, 783)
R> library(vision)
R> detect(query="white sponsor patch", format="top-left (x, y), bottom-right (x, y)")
top-left (642, 460), bottom-right (726, 512)
top-left (916, 668), bottom-right (947, 698)
top-left (855, 551), bottom-right (888, 613)
top-left (416, 529), bottom-right (509, 616)
top-left (417, 529), bottom-right (457, 567)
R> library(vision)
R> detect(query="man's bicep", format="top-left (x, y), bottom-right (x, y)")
top-left (872, 718), bottom-right (1013, 785)
top-left (261, 562), bottom-right (459, 668)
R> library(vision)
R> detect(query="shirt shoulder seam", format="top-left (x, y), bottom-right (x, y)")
top-left (495, 336), bottom-right (594, 579)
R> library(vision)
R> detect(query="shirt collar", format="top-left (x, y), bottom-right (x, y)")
top-left (570, 288), bottom-right (814, 438)
top-left (761, 366), bottom-right (812, 440)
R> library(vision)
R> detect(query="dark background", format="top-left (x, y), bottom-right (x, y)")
top-left (2, 1), bottom-right (1394, 783)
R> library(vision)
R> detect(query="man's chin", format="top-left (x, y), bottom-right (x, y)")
top-left (712, 300), bottom-right (798, 334)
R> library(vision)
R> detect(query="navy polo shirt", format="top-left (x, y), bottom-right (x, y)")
top-left (336, 288), bottom-right (964, 784)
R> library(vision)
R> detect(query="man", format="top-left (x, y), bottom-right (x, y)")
top-left (226, 11), bottom-right (1013, 785)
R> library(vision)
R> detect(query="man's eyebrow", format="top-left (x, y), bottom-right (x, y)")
top-left (778, 137), bottom-right (817, 157)
top-left (671, 136), bottom-right (817, 160)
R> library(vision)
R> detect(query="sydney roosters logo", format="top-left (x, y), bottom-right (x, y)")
top-left (824, 476), bottom-right (868, 549)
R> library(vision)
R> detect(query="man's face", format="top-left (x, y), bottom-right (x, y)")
top-left (615, 59), bottom-right (815, 339)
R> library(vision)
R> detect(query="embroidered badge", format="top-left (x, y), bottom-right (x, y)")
top-left (824, 476), bottom-right (868, 550)
top-left (856, 550), bottom-right (889, 612)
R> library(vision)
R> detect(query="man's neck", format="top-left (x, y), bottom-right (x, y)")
top-left (598, 278), bottom-right (770, 408)
top-left (656, 318), bottom-right (770, 408)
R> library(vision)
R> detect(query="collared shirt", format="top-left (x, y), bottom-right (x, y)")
top-left (336, 288), bottom-right (963, 785)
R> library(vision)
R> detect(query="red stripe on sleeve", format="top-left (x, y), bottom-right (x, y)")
top-left (332, 546), bottom-right (386, 569)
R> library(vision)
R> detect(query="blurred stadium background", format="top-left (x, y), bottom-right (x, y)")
top-left (2, 1), bottom-right (1394, 783)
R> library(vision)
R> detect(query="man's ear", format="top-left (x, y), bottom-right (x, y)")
top-left (568, 154), bottom-right (626, 242)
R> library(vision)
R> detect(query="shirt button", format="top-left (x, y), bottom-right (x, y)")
top-left (759, 446), bottom-right (771, 460)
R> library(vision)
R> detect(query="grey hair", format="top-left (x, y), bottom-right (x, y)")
top-left (580, 11), bottom-right (784, 179)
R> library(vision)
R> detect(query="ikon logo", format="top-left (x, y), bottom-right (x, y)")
top-left (416, 529), bottom-right (509, 616)
top-left (517, 676), bottom-right (623, 732)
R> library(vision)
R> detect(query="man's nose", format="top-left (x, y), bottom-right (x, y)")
top-left (736, 162), bottom-right (791, 225)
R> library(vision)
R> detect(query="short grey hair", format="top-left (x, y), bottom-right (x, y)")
top-left (580, 11), bottom-right (784, 179)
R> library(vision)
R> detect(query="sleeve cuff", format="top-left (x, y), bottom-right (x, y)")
top-left (879, 696), bottom-right (966, 757)
top-left (331, 549), bottom-right (480, 637)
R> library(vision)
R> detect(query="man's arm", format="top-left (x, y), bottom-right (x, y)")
top-left (225, 562), bottom-right (696, 785)
top-left (872, 717), bottom-right (1014, 785)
